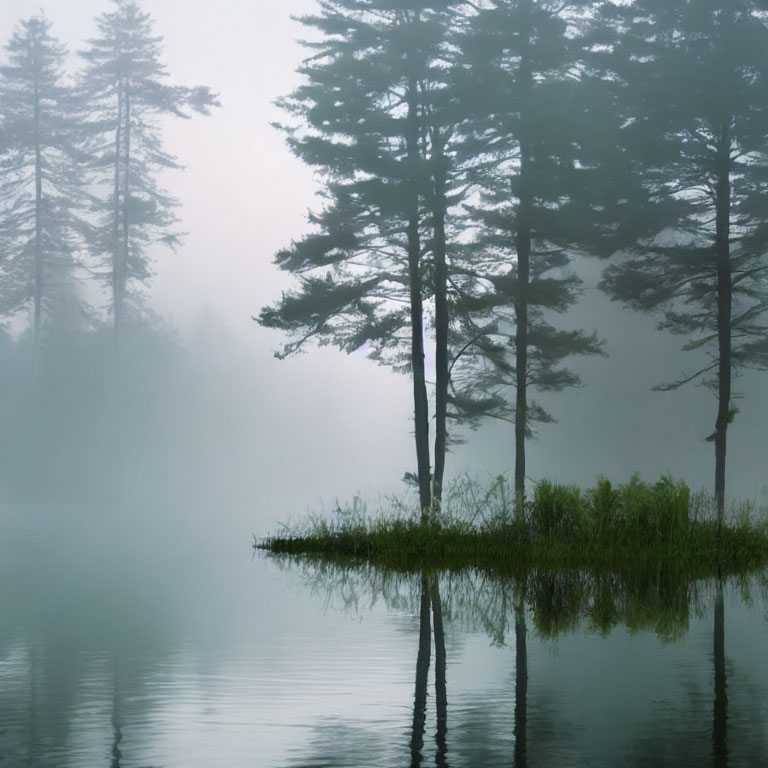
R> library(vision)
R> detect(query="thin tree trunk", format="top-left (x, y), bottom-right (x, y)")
top-left (431, 578), bottom-right (448, 768)
top-left (120, 83), bottom-right (132, 351)
top-left (432, 136), bottom-right (449, 513)
top-left (410, 576), bottom-right (432, 768)
top-left (514, 29), bottom-right (534, 520)
top-left (112, 85), bottom-right (123, 359)
top-left (514, 599), bottom-right (528, 768)
top-left (713, 576), bottom-right (727, 768)
top-left (514, 183), bottom-right (531, 519)
top-left (714, 119), bottom-right (732, 530)
top-left (405, 31), bottom-right (431, 519)
top-left (33, 78), bottom-right (43, 352)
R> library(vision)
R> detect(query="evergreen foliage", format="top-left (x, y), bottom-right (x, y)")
top-left (430, 0), bottom-right (606, 505)
top-left (595, 0), bottom-right (768, 519)
top-left (0, 14), bottom-right (89, 346)
top-left (78, 0), bottom-right (218, 348)
top-left (259, 0), bottom-right (463, 514)
top-left (260, 1), bottom-right (612, 511)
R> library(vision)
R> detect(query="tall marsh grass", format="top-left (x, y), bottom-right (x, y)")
top-left (259, 474), bottom-right (768, 574)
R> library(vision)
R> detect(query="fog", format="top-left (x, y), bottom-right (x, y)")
top-left (1, 0), bottom-right (766, 550)
top-left (0, 0), bottom-right (417, 533)
top-left (2, 5), bottom-right (768, 765)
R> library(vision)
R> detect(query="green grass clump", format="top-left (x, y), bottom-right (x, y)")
top-left (531, 475), bottom-right (693, 558)
top-left (257, 475), bottom-right (768, 576)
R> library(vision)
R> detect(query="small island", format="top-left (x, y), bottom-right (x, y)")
top-left (258, 475), bottom-right (768, 576)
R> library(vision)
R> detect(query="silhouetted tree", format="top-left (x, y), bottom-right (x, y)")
top-left (421, 11), bottom-right (461, 512)
top-left (78, 0), bottom-right (218, 355)
top-left (597, 0), bottom-right (768, 523)
top-left (259, 1), bottom-right (463, 516)
top-left (449, 0), bottom-right (604, 512)
top-left (0, 14), bottom-right (88, 348)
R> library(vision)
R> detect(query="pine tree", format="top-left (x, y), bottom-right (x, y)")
top-left (597, 0), bottom-right (768, 523)
top-left (78, 0), bottom-right (218, 354)
top-left (0, 14), bottom-right (88, 347)
top-left (259, 1), bottom-right (462, 516)
top-left (449, 0), bottom-right (605, 513)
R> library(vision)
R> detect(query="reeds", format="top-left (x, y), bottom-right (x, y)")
top-left (257, 475), bottom-right (768, 575)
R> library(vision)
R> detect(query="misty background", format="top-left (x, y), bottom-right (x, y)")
top-left (0, 0), bottom-right (766, 546)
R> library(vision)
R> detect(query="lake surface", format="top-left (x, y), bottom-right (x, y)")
top-left (1, 504), bottom-right (767, 767)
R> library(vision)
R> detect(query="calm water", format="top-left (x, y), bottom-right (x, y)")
top-left (1, 504), bottom-right (767, 767)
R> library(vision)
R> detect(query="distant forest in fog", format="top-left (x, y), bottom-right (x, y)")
top-left (2, 1), bottom-right (768, 517)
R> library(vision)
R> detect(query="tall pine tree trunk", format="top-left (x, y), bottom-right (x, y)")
top-left (514, 175), bottom-right (531, 520)
top-left (432, 138), bottom-right (449, 513)
top-left (714, 119), bottom-right (732, 530)
top-left (112, 87), bottom-right (123, 358)
top-left (405, 46), bottom-right (431, 519)
top-left (121, 84), bottom-right (132, 348)
top-left (514, 33), bottom-right (534, 520)
top-left (33, 79), bottom-right (43, 352)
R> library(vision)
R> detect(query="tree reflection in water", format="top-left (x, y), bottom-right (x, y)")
top-left (713, 575), bottom-right (727, 768)
top-left (1, 557), bottom-right (766, 767)
top-left (432, 579), bottom-right (448, 768)
top-left (514, 598), bottom-right (527, 768)
top-left (111, 662), bottom-right (123, 768)
top-left (410, 575), bottom-right (431, 767)
top-left (277, 557), bottom-right (767, 767)
top-left (410, 574), bottom-right (448, 768)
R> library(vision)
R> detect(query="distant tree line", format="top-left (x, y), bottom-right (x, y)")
top-left (260, 0), bottom-right (768, 525)
top-left (0, 0), bottom-right (218, 357)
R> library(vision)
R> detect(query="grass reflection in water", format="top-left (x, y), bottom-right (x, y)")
top-left (268, 552), bottom-right (768, 768)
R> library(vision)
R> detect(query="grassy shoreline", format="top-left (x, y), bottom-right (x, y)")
top-left (256, 475), bottom-right (768, 574)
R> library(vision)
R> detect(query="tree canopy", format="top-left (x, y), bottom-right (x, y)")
top-left (597, 0), bottom-right (768, 517)
top-left (78, 0), bottom-right (219, 349)
top-left (0, 14), bottom-right (88, 346)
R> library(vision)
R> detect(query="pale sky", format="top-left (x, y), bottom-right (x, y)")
top-left (1, 0), bottom-right (321, 334)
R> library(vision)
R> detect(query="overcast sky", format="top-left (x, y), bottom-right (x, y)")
top-left (1, 0), bottom-right (321, 334)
